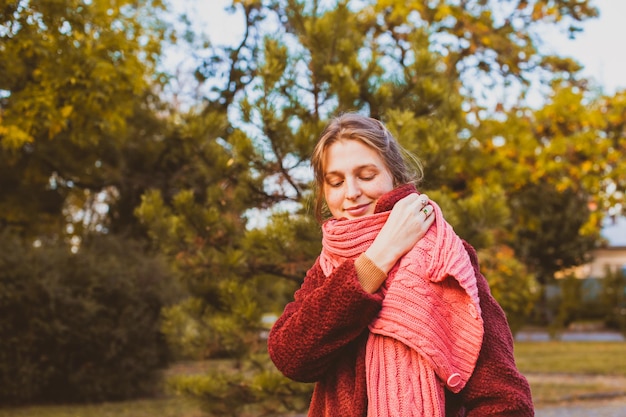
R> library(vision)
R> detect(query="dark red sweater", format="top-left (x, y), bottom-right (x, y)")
top-left (268, 188), bottom-right (534, 416)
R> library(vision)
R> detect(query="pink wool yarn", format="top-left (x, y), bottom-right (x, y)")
top-left (320, 201), bottom-right (484, 416)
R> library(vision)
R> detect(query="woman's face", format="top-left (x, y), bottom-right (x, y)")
top-left (323, 139), bottom-right (394, 220)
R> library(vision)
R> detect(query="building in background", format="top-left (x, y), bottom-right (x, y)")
top-left (554, 216), bottom-right (626, 280)
top-left (585, 216), bottom-right (626, 279)
top-left (548, 215), bottom-right (626, 308)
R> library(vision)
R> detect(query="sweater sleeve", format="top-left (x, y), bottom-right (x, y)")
top-left (267, 257), bottom-right (383, 383)
top-left (445, 242), bottom-right (535, 416)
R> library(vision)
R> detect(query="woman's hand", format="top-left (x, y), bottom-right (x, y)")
top-left (365, 193), bottom-right (435, 274)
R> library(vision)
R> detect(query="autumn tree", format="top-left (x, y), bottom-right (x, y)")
top-left (0, 0), bottom-right (185, 403)
top-left (0, 0), bottom-right (168, 238)
top-left (473, 82), bottom-right (626, 321)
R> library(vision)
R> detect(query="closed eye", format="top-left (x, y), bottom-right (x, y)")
top-left (325, 175), bottom-right (344, 187)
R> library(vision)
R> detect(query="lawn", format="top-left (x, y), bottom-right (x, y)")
top-left (515, 341), bottom-right (626, 404)
top-left (0, 398), bottom-right (205, 417)
top-left (1, 341), bottom-right (624, 416)
top-left (515, 341), bottom-right (626, 376)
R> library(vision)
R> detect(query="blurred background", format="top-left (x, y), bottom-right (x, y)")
top-left (1, 0), bottom-right (625, 416)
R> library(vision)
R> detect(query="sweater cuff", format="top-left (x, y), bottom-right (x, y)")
top-left (355, 254), bottom-right (387, 293)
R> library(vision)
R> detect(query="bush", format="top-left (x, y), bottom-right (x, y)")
top-left (542, 272), bottom-right (626, 335)
top-left (0, 231), bottom-right (179, 404)
top-left (477, 245), bottom-right (539, 335)
top-left (550, 275), bottom-right (583, 332)
top-left (600, 267), bottom-right (626, 335)
top-left (166, 354), bottom-right (313, 417)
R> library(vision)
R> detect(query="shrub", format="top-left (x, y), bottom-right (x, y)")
top-left (477, 245), bottom-right (539, 335)
top-left (551, 275), bottom-right (584, 332)
top-left (600, 267), bottom-right (626, 335)
top-left (0, 231), bottom-right (179, 404)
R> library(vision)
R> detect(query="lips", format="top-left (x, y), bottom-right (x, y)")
top-left (345, 203), bottom-right (371, 217)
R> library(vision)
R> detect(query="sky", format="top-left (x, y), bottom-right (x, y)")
top-left (203, 0), bottom-right (626, 96)
top-left (535, 0), bottom-right (626, 95)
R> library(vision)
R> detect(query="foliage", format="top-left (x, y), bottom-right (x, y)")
top-left (600, 267), bottom-right (626, 335)
top-left (133, 102), bottom-right (323, 410)
top-left (243, 212), bottom-right (322, 311)
top-left (508, 184), bottom-right (597, 286)
top-left (134, 107), bottom-right (266, 359)
top-left (0, 0), bottom-right (170, 237)
top-left (0, 231), bottom-right (178, 404)
top-left (426, 184), bottom-right (510, 250)
top-left (473, 85), bottom-right (626, 321)
top-left (531, 271), bottom-right (626, 336)
top-left (549, 275), bottom-right (584, 333)
top-left (167, 355), bottom-right (312, 417)
top-left (0, 0), bottom-right (165, 149)
top-left (476, 85), bottom-right (622, 284)
top-left (477, 245), bottom-right (539, 335)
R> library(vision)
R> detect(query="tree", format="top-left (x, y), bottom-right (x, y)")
top-left (0, 0), bottom-right (168, 238)
top-left (0, 0), bottom-right (189, 405)
top-left (134, 107), bottom-right (321, 415)
top-left (472, 83), bottom-right (626, 322)
top-left (0, 0), bottom-right (165, 149)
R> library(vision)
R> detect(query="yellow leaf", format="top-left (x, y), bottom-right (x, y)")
top-left (0, 125), bottom-right (33, 149)
top-left (60, 105), bottom-right (73, 118)
top-left (434, 5), bottom-right (452, 22)
top-left (49, 122), bottom-right (63, 139)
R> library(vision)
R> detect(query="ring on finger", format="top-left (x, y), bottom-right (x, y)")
top-left (423, 207), bottom-right (430, 216)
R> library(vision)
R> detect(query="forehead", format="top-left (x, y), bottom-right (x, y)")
top-left (324, 139), bottom-right (385, 173)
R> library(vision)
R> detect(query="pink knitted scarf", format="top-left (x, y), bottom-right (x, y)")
top-left (319, 188), bottom-right (484, 416)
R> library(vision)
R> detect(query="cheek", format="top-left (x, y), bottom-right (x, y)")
top-left (369, 176), bottom-right (395, 197)
top-left (324, 187), bottom-right (343, 210)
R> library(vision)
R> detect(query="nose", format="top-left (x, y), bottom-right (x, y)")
top-left (345, 178), bottom-right (361, 200)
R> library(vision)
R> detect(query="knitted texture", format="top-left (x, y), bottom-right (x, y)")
top-left (320, 193), bottom-right (484, 416)
top-left (268, 184), bottom-right (534, 416)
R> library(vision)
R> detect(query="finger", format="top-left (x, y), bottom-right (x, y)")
top-left (421, 204), bottom-right (433, 217)
top-left (397, 193), bottom-right (419, 207)
top-left (418, 194), bottom-right (429, 207)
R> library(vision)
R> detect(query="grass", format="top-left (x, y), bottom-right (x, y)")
top-left (515, 341), bottom-right (626, 376)
top-left (0, 341), bottom-right (624, 416)
top-left (0, 398), bottom-right (205, 417)
top-left (529, 381), bottom-right (622, 404)
top-left (515, 341), bottom-right (626, 405)
top-left (531, 382), bottom-right (615, 406)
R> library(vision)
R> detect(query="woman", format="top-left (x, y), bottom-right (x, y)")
top-left (268, 113), bottom-right (534, 416)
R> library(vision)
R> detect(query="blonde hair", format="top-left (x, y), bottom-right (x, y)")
top-left (311, 113), bottom-right (423, 222)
